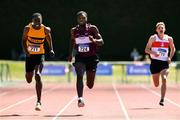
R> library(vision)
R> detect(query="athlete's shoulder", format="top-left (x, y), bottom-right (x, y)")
top-left (167, 35), bottom-right (173, 43)
top-left (43, 24), bottom-right (51, 31)
top-left (70, 27), bottom-right (76, 33)
top-left (25, 22), bottom-right (32, 28)
top-left (43, 24), bottom-right (51, 34)
top-left (71, 27), bottom-right (76, 31)
top-left (89, 24), bottom-right (98, 29)
top-left (149, 34), bottom-right (156, 40)
top-left (165, 34), bottom-right (173, 40)
top-left (24, 25), bottom-right (30, 29)
top-left (89, 24), bottom-right (99, 32)
top-left (24, 24), bottom-right (30, 32)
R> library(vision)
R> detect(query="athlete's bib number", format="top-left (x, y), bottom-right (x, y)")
top-left (78, 44), bottom-right (90, 52)
top-left (158, 48), bottom-right (167, 57)
top-left (28, 45), bottom-right (40, 52)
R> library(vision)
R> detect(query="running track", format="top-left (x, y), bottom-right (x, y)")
top-left (0, 81), bottom-right (180, 120)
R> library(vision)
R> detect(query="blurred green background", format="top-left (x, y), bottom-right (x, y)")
top-left (0, 0), bottom-right (179, 61)
top-left (0, 60), bottom-right (179, 84)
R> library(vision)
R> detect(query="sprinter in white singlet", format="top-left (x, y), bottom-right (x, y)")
top-left (145, 22), bottom-right (175, 106)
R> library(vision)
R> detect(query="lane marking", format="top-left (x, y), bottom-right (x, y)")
top-left (0, 92), bottom-right (8, 97)
top-left (0, 85), bottom-right (60, 113)
top-left (112, 78), bottom-right (130, 120)
top-left (141, 85), bottom-right (180, 108)
top-left (52, 96), bottom-right (77, 120)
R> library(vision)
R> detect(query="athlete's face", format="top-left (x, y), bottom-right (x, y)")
top-left (156, 24), bottom-right (166, 35)
top-left (32, 16), bottom-right (42, 28)
top-left (77, 14), bottom-right (87, 25)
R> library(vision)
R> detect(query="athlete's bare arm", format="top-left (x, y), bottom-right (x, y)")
top-left (22, 26), bottom-right (30, 56)
top-left (45, 27), bottom-right (55, 56)
top-left (145, 36), bottom-right (159, 57)
top-left (68, 28), bottom-right (76, 62)
top-left (89, 25), bottom-right (104, 46)
top-left (168, 37), bottom-right (176, 63)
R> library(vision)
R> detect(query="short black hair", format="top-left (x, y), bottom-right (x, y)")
top-left (77, 11), bottom-right (87, 17)
top-left (32, 12), bottom-right (42, 19)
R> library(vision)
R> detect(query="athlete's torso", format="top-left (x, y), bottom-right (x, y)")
top-left (150, 34), bottom-right (171, 61)
top-left (27, 23), bottom-right (46, 55)
top-left (73, 24), bottom-right (97, 57)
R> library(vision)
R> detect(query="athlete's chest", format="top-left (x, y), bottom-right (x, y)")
top-left (74, 27), bottom-right (94, 38)
top-left (152, 40), bottom-right (169, 48)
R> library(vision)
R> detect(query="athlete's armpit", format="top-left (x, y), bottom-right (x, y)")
top-left (22, 26), bottom-right (30, 55)
top-left (45, 27), bottom-right (54, 51)
top-left (145, 37), bottom-right (156, 55)
top-left (90, 25), bottom-right (104, 46)
top-left (168, 37), bottom-right (176, 59)
top-left (22, 26), bottom-right (30, 40)
top-left (44, 27), bottom-right (51, 35)
top-left (70, 28), bottom-right (76, 42)
top-left (68, 28), bottom-right (76, 61)
top-left (91, 25), bottom-right (101, 39)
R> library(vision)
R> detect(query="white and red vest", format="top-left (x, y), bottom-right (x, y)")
top-left (150, 34), bottom-right (171, 61)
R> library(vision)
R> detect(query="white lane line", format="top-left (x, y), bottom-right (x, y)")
top-left (141, 85), bottom-right (180, 108)
top-left (0, 86), bottom-right (59, 113)
top-left (0, 92), bottom-right (8, 97)
top-left (0, 96), bottom-right (36, 113)
top-left (52, 96), bottom-right (77, 120)
top-left (112, 79), bottom-right (130, 120)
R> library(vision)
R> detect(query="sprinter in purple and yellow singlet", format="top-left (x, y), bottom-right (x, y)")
top-left (22, 13), bottom-right (55, 111)
top-left (68, 11), bottom-right (104, 107)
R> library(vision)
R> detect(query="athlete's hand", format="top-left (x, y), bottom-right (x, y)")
top-left (68, 55), bottom-right (72, 62)
top-left (68, 55), bottom-right (75, 64)
top-left (25, 52), bottom-right (30, 57)
top-left (49, 50), bottom-right (55, 57)
top-left (168, 57), bottom-right (171, 64)
top-left (68, 62), bottom-right (73, 72)
top-left (154, 52), bottom-right (160, 57)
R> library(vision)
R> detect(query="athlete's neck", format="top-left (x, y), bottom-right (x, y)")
top-left (32, 23), bottom-right (41, 30)
top-left (157, 34), bottom-right (164, 40)
top-left (79, 24), bottom-right (86, 28)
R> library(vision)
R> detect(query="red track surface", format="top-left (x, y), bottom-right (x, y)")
top-left (0, 82), bottom-right (180, 120)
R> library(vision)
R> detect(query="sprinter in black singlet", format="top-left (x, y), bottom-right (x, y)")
top-left (68, 11), bottom-right (104, 107)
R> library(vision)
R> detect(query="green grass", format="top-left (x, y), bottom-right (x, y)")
top-left (0, 60), bottom-right (179, 84)
top-left (0, 60), bottom-right (68, 82)
top-left (112, 63), bottom-right (179, 84)
top-left (0, 60), bottom-right (25, 80)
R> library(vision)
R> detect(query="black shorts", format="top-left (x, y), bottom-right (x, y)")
top-left (25, 54), bottom-right (44, 72)
top-left (150, 59), bottom-right (169, 74)
top-left (74, 55), bottom-right (99, 71)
